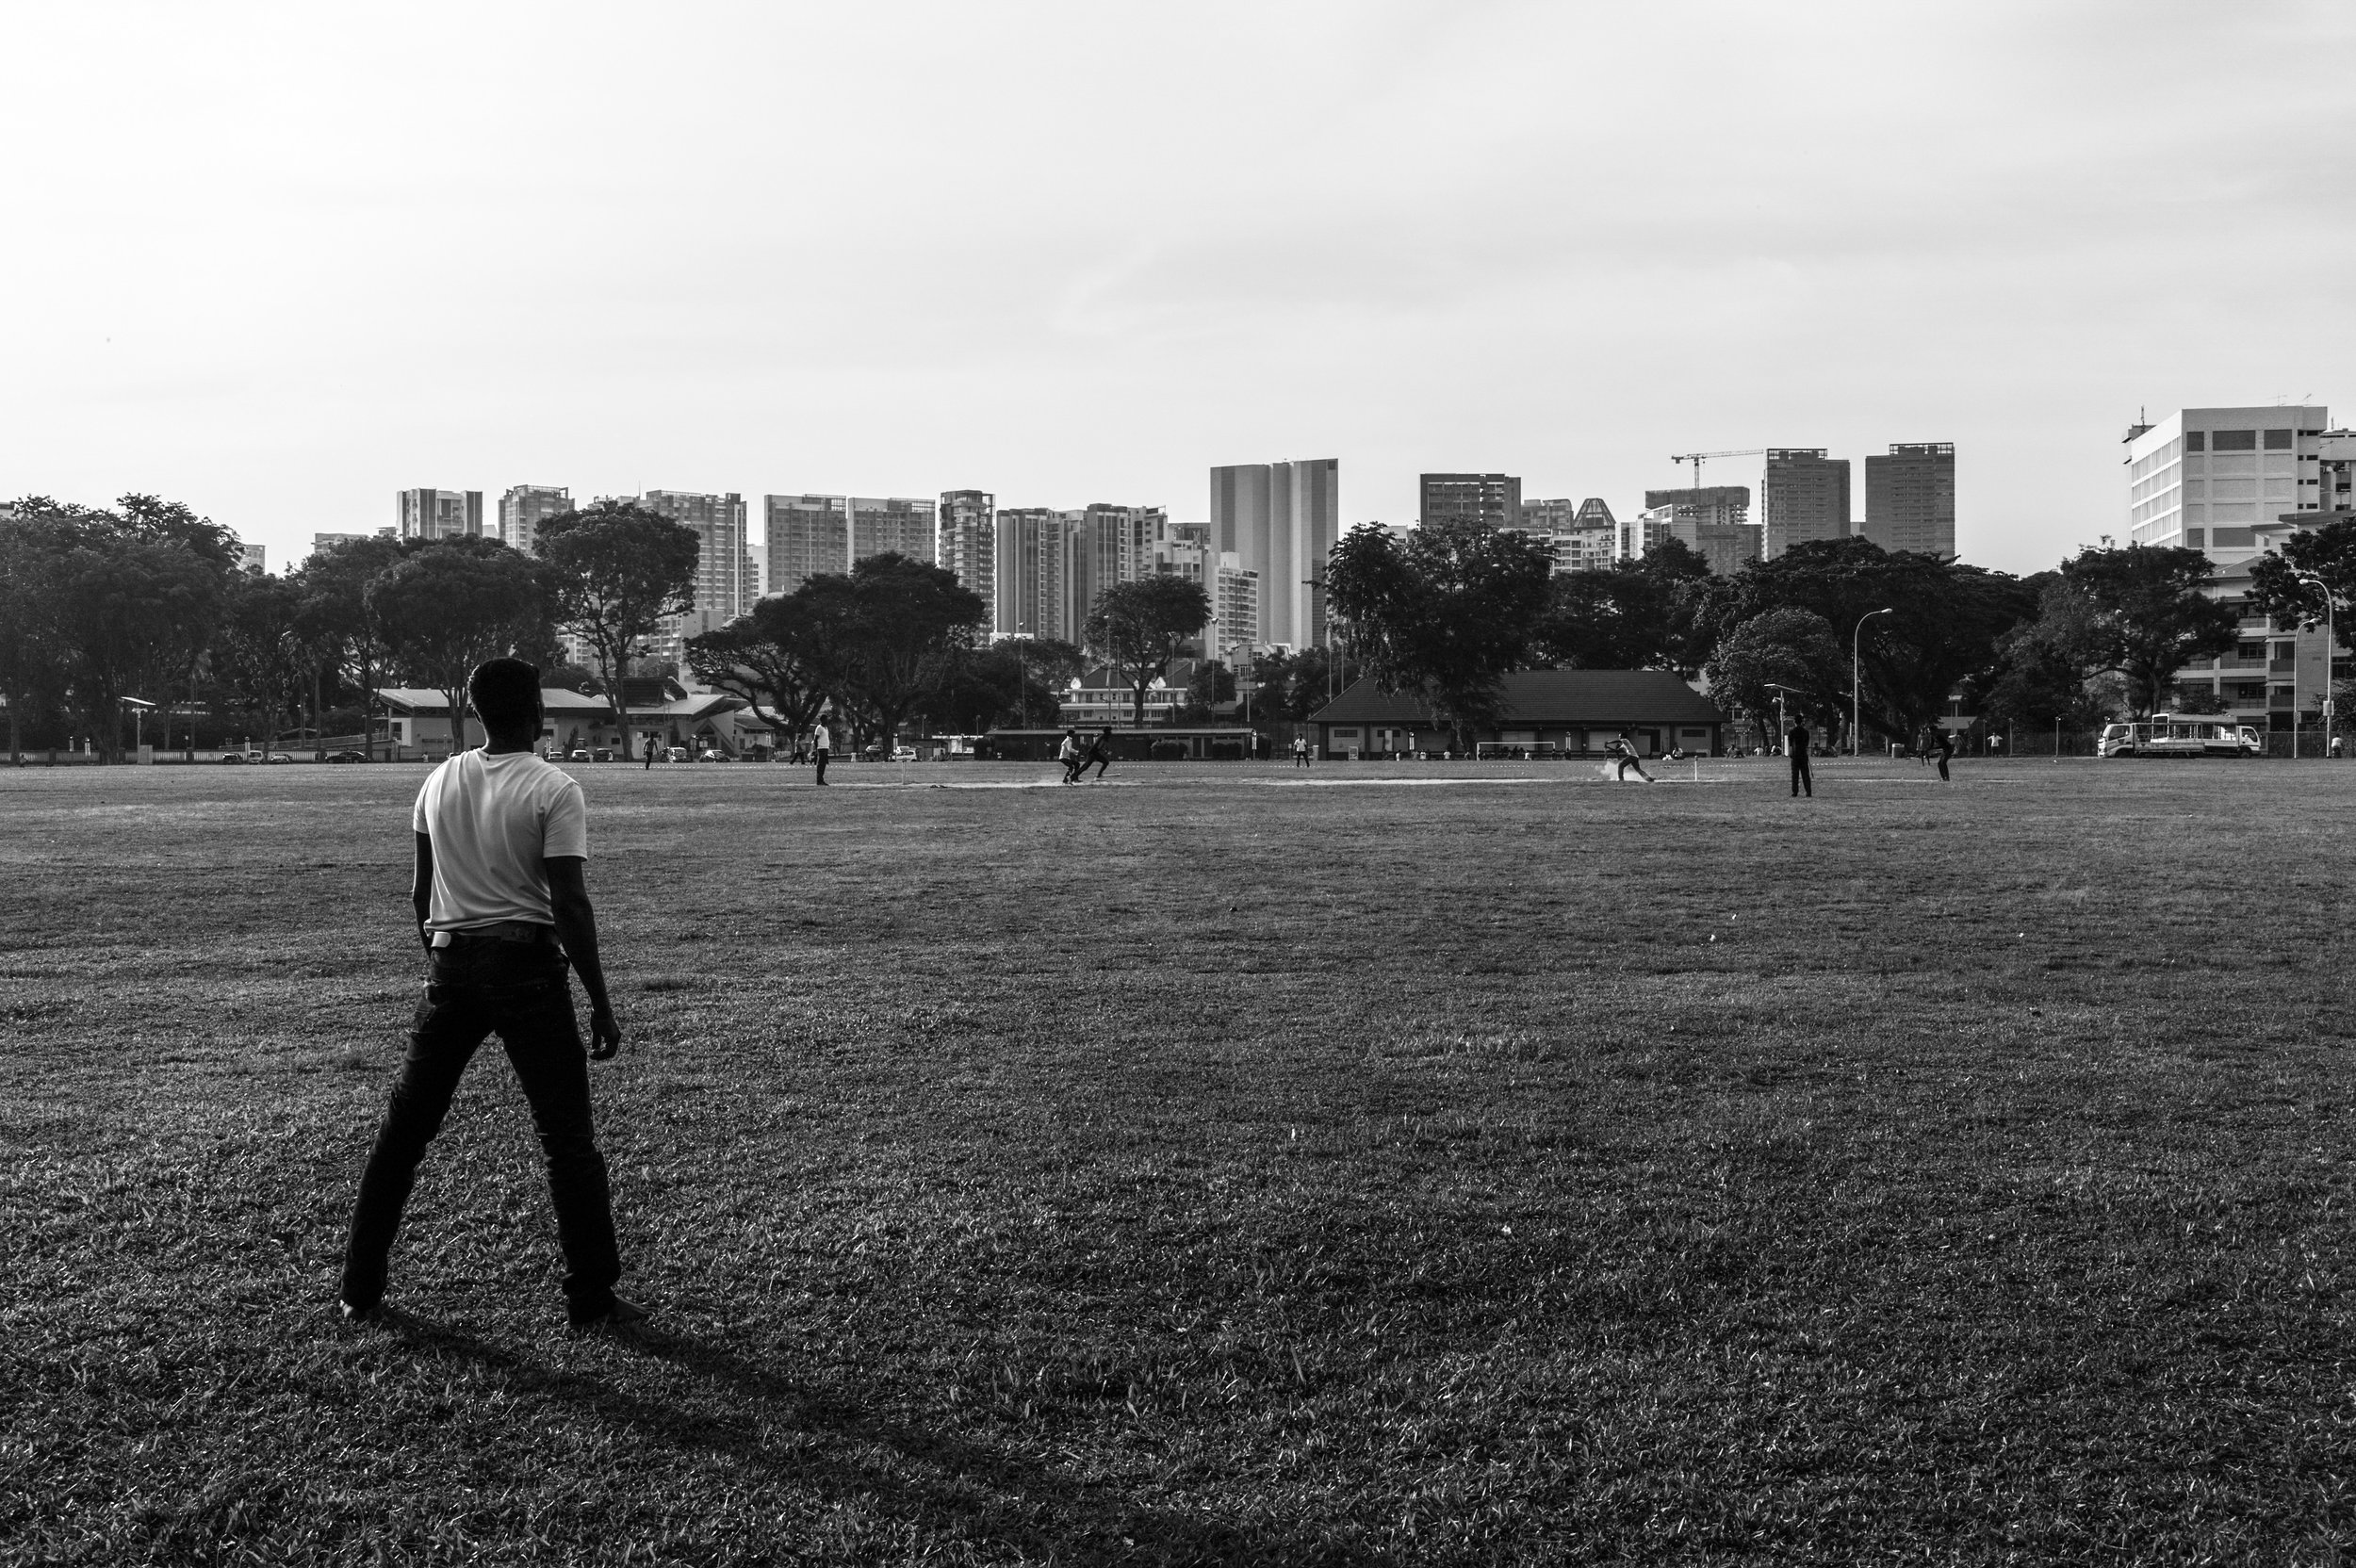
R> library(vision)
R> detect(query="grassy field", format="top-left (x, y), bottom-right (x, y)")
top-left (3, 756), bottom-right (2352, 1565)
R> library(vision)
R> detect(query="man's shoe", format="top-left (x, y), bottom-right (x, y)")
top-left (569, 1294), bottom-right (652, 1331)
top-left (338, 1298), bottom-right (379, 1324)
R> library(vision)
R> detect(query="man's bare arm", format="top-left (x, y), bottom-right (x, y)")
top-left (413, 832), bottom-right (435, 952)
top-left (546, 856), bottom-right (620, 1059)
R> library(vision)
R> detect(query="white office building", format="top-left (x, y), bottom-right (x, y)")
top-left (2126, 405), bottom-right (2331, 566)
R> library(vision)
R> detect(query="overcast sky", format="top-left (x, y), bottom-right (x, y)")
top-left (7, 1), bottom-right (2353, 577)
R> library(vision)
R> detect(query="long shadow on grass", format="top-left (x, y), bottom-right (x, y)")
top-left (387, 1313), bottom-right (1383, 1567)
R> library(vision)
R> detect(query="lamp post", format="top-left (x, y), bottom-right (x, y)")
top-left (2296, 571), bottom-right (2335, 756)
top-left (1853, 608), bottom-right (1893, 757)
top-left (1765, 682), bottom-right (1799, 752)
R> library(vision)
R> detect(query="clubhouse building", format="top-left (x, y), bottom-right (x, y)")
top-left (1307, 670), bottom-right (1727, 759)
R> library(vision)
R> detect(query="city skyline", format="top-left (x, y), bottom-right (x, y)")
top-left (8, 6), bottom-right (2352, 583)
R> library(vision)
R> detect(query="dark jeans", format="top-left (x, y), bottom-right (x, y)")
top-left (1791, 754), bottom-right (1812, 796)
top-left (1936, 751), bottom-right (1951, 781)
top-left (813, 750), bottom-right (828, 784)
top-left (340, 938), bottom-right (620, 1319)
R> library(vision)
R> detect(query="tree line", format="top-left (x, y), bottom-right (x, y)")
top-left (1324, 518), bottom-right (2281, 750)
top-left (0, 495), bottom-right (1224, 761)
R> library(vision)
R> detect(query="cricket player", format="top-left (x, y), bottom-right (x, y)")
top-left (338, 658), bottom-right (646, 1331)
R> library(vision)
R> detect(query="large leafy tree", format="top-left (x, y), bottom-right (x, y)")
top-left (1323, 518), bottom-right (1553, 750)
top-left (212, 569), bottom-right (313, 753)
top-left (1707, 537), bottom-right (2035, 743)
top-left (368, 538), bottom-right (557, 751)
top-left (1535, 537), bottom-right (1714, 675)
top-left (2054, 543), bottom-right (2239, 717)
top-left (804, 553), bottom-right (988, 749)
top-left (0, 514), bottom-right (70, 763)
top-left (1705, 608), bottom-right (1848, 749)
top-left (2245, 518), bottom-right (2356, 651)
top-left (535, 500), bottom-right (701, 747)
top-left (1972, 575), bottom-right (2124, 732)
top-left (1084, 576), bottom-right (1214, 726)
top-left (682, 590), bottom-right (836, 743)
top-left (291, 534), bottom-right (410, 760)
top-left (8, 498), bottom-right (235, 761)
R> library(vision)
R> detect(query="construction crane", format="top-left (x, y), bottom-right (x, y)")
top-left (1668, 449), bottom-right (1769, 489)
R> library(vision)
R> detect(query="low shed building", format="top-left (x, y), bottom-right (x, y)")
top-left (1308, 670), bottom-right (1727, 759)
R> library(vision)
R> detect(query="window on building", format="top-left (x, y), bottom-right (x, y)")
top-left (2185, 431), bottom-right (2207, 452)
top-left (2264, 429), bottom-right (2294, 449)
top-left (2237, 642), bottom-right (2266, 659)
top-left (2213, 430), bottom-right (2257, 451)
top-left (2211, 527), bottom-right (2255, 547)
top-left (2184, 528), bottom-right (2205, 547)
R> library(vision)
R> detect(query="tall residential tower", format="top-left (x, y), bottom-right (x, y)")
top-left (1860, 444), bottom-right (1955, 556)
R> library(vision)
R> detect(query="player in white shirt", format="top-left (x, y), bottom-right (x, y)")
top-left (339, 658), bottom-right (646, 1331)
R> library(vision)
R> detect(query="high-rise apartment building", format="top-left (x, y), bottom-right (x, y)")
top-left (993, 507), bottom-right (1072, 643)
top-left (1760, 450), bottom-right (1850, 561)
top-left (2125, 406), bottom-right (2330, 562)
top-left (1550, 498), bottom-right (1618, 573)
top-left (1213, 554), bottom-right (1260, 658)
top-left (1209, 459), bottom-right (1339, 647)
top-left (1641, 485), bottom-right (1759, 575)
top-left (1622, 508), bottom-right (1676, 562)
top-left (763, 495), bottom-right (849, 596)
top-left (850, 497), bottom-right (936, 567)
top-left (633, 490), bottom-right (752, 662)
top-left (237, 543), bottom-right (267, 574)
top-left (499, 485), bottom-right (572, 556)
top-left (397, 489), bottom-right (483, 541)
top-left (1643, 485), bottom-right (1750, 528)
top-left (937, 491), bottom-right (995, 602)
top-left (1419, 473), bottom-right (1522, 532)
top-left (1860, 445), bottom-right (1955, 556)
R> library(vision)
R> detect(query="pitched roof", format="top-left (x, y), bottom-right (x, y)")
top-left (1308, 670), bottom-right (1725, 727)
top-left (374, 687), bottom-right (612, 714)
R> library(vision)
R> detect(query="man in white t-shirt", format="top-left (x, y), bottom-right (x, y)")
top-left (811, 719), bottom-right (832, 786)
top-left (339, 657), bottom-right (645, 1331)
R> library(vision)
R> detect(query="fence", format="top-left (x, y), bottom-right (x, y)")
top-left (1978, 727), bottom-right (2350, 760)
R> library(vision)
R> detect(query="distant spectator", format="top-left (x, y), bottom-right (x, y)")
top-left (811, 720), bottom-right (832, 786)
top-left (1294, 736), bottom-right (1312, 768)
top-left (642, 732), bottom-right (656, 772)
top-left (1788, 721), bottom-right (1813, 798)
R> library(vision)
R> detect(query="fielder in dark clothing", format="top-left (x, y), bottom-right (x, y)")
top-left (1933, 727), bottom-right (1954, 781)
top-left (339, 658), bottom-right (646, 1331)
top-left (1086, 727), bottom-right (1114, 781)
top-left (1788, 721), bottom-right (1813, 797)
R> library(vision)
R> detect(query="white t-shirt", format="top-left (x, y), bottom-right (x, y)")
top-left (812, 725), bottom-right (832, 752)
top-left (412, 749), bottom-right (589, 933)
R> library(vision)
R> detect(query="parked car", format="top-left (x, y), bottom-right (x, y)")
top-left (591, 747), bottom-right (614, 762)
top-left (663, 745), bottom-right (691, 763)
top-left (217, 752), bottom-right (249, 764)
top-left (890, 745), bottom-right (917, 762)
top-left (696, 747), bottom-right (730, 761)
top-left (265, 752), bottom-right (295, 763)
top-left (568, 748), bottom-right (591, 761)
top-left (325, 750), bottom-right (368, 763)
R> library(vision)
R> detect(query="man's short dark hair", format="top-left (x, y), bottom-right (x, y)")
top-left (468, 658), bottom-right (542, 732)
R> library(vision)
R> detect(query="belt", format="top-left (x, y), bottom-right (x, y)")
top-left (433, 922), bottom-right (557, 947)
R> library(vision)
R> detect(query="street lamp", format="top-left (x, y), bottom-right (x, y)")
top-left (1764, 682), bottom-right (1800, 752)
top-left (1853, 608), bottom-right (1893, 757)
top-left (2295, 571), bottom-right (2335, 755)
